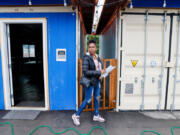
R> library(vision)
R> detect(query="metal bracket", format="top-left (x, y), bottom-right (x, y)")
top-left (163, 11), bottom-right (167, 22)
top-left (163, 11), bottom-right (167, 30)
top-left (135, 77), bottom-right (138, 83)
top-left (159, 74), bottom-right (163, 78)
top-left (141, 80), bottom-right (144, 88)
top-left (144, 10), bottom-right (149, 21)
top-left (140, 104), bottom-right (144, 110)
top-left (158, 80), bottom-right (162, 89)
top-left (119, 47), bottom-right (125, 51)
top-left (157, 104), bottom-right (161, 110)
top-left (119, 78), bottom-right (123, 81)
top-left (170, 104), bottom-right (175, 111)
top-left (152, 77), bottom-right (155, 83)
top-left (164, 62), bottom-right (175, 68)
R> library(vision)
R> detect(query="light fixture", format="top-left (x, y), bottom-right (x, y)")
top-left (64, 0), bottom-right (67, 6)
top-left (92, 0), bottom-right (105, 34)
top-left (28, 0), bottom-right (32, 5)
top-left (130, 1), bottom-right (133, 9)
top-left (163, 0), bottom-right (166, 8)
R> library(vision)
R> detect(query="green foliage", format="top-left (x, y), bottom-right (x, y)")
top-left (87, 34), bottom-right (100, 54)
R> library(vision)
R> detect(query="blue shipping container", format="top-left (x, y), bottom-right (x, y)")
top-left (0, 12), bottom-right (77, 110)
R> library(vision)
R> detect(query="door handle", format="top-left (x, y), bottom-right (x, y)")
top-left (164, 61), bottom-right (175, 68)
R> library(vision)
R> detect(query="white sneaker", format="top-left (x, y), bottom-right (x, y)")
top-left (93, 115), bottom-right (106, 122)
top-left (72, 114), bottom-right (80, 126)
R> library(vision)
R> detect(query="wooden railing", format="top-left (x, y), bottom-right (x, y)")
top-left (78, 59), bottom-right (117, 111)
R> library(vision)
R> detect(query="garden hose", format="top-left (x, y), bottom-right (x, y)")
top-left (0, 121), bottom-right (180, 135)
top-left (0, 121), bottom-right (108, 135)
top-left (141, 126), bottom-right (180, 135)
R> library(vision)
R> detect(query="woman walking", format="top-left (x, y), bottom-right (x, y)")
top-left (72, 40), bottom-right (105, 126)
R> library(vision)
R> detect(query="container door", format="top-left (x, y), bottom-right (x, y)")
top-left (167, 15), bottom-right (180, 110)
top-left (118, 12), bottom-right (170, 110)
top-left (6, 24), bottom-right (15, 106)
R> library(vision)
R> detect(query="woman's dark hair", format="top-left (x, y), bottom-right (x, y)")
top-left (88, 40), bottom-right (96, 46)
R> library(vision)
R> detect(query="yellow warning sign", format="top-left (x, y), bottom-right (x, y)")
top-left (131, 60), bottom-right (138, 67)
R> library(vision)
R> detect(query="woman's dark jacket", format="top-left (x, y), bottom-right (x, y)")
top-left (82, 54), bottom-right (103, 87)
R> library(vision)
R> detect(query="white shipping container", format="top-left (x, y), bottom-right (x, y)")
top-left (116, 9), bottom-right (180, 111)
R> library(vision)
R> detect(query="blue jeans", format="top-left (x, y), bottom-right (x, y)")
top-left (76, 80), bottom-right (100, 116)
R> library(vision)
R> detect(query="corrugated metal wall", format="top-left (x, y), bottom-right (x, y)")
top-left (99, 18), bottom-right (117, 59)
top-left (0, 12), bottom-right (76, 110)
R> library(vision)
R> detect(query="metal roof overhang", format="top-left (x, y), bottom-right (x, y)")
top-left (96, 0), bottom-right (130, 34)
top-left (71, 0), bottom-right (129, 34)
top-left (73, 0), bottom-right (180, 35)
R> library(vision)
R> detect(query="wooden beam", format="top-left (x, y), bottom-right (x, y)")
top-left (100, 5), bottom-right (119, 34)
top-left (96, 0), bottom-right (129, 34)
top-left (78, 5), bottom-right (87, 54)
top-left (78, 6), bottom-right (87, 35)
top-left (70, 0), bottom-right (78, 9)
top-left (121, 0), bottom-right (131, 10)
top-left (95, 0), bottom-right (98, 5)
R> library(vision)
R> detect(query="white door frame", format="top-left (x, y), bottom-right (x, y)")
top-left (6, 24), bottom-right (15, 106)
top-left (0, 18), bottom-right (49, 111)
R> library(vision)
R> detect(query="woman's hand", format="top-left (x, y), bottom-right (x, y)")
top-left (99, 69), bottom-right (105, 80)
top-left (101, 69), bottom-right (105, 74)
